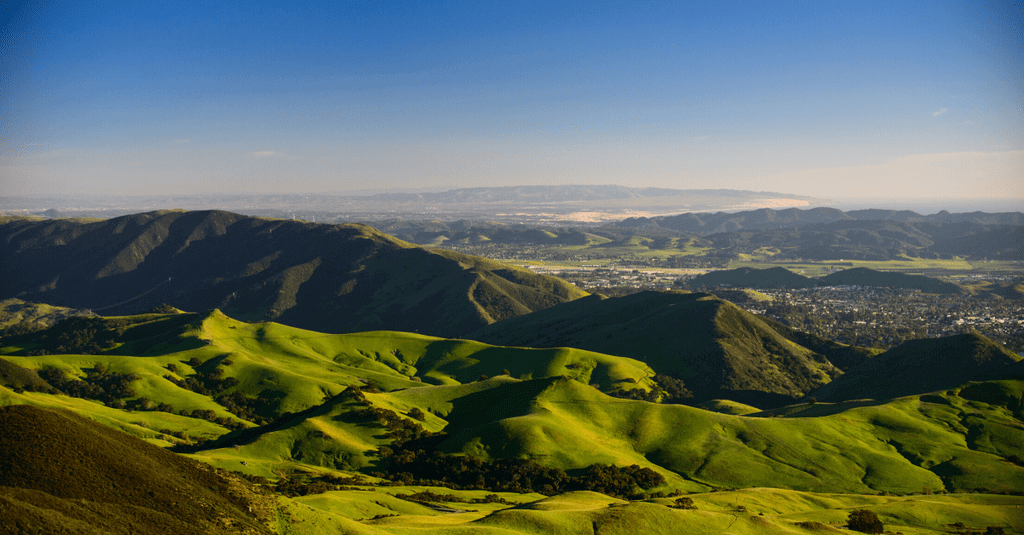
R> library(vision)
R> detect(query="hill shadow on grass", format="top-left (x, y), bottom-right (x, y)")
top-left (171, 391), bottom-right (358, 453)
top-left (442, 377), bottom-right (560, 434)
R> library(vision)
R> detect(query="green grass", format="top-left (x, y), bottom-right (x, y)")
top-left (270, 486), bottom-right (1024, 534)
top-left (0, 386), bottom-right (232, 446)
top-left (699, 399), bottom-right (762, 415)
top-left (3, 308), bottom-right (1023, 534)
top-left (4, 310), bottom-right (1022, 498)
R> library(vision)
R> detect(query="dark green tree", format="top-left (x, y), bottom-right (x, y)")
top-left (848, 509), bottom-right (883, 534)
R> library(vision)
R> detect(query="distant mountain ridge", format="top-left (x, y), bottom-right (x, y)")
top-left (0, 210), bottom-right (585, 337)
top-left (364, 208), bottom-right (1021, 261)
top-left (811, 333), bottom-right (1021, 402)
top-left (615, 207), bottom-right (1024, 234)
top-left (689, 267), bottom-right (965, 294)
top-left (359, 185), bottom-right (817, 205)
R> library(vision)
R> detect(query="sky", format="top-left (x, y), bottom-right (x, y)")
top-left (1, 0), bottom-right (1021, 205)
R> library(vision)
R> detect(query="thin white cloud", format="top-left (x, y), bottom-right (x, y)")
top-left (932, 108), bottom-right (948, 117)
top-left (252, 151), bottom-right (279, 158)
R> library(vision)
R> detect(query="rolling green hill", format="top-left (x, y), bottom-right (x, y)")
top-left (467, 291), bottom-right (841, 405)
top-left (0, 210), bottom-right (586, 338)
top-left (1, 308), bottom-right (1022, 534)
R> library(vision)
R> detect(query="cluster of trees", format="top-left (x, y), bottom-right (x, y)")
top-left (164, 359), bottom-right (240, 395)
top-left (214, 391), bottom-right (270, 425)
top-left (608, 373), bottom-right (693, 403)
top-left (164, 359), bottom-right (270, 425)
top-left (176, 407), bottom-right (247, 431)
top-left (373, 449), bottom-right (665, 499)
top-left (655, 373), bottom-right (694, 402)
top-left (273, 474), bottom-right (370, 497)
top-left (37, 364), bottom-right (139, 404)
top-left (947, 523), bottom-right (1007, 535)
top-left (0, 321), bottom-right (47, 339)
top-left (19, 317), bottom-right (128, 355)
top-left (396, 490), bottom-right (511, 505)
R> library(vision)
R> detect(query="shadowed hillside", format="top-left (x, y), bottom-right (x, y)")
top-left (616, 207), bottom-right (1024, 234)
top-left (688, 267), bottom-right (818, 289)
top-left (812, 333), bottom-right (1022, 402)
top-left (688, 266), bottom-right (966, 294)
top-left (0, 404), bottom-right (273, 535)
top-left (0, 210), bottom-right (586, 337)
top-left (467, 291), bottom-right (841, 405)
top-left (819, 267), bottom-right (964, 293)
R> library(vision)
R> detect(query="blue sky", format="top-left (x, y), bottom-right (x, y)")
top-left (2, 0), bottom-right (1021, 203)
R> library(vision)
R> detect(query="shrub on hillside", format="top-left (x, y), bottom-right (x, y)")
top-left (671, 497), bottom-right (697, 509)
top-left (848, 509), bottom-right (883, 534)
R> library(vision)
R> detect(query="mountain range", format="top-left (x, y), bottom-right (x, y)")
top-left (365, 207), bottom-right (1023, 261)
top-left (0, 210), bottom-right (584, 338)
top-left (615, 207), bottom-right (1024, 234)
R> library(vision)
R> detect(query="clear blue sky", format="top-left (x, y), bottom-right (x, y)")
top-left (2, 0), bottom-right (1021, 203)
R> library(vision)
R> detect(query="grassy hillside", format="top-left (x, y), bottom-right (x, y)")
top-left (0, 309), bottom-right (657, 445)
top-left (0, 210), bottom-right (586, 338)
top-left (812, 333), bottom-right (1022, 402)
top-left (1, 308), bottom-right (1022, 533)
top-left (0, 297), bottom-right (97, 325)
top-left (0, 404), bottom-right (273, 535)
top-left (468, 291), bottom-right (841, 405)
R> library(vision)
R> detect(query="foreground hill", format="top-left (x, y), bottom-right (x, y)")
top-left (468, 291), bottom-right (840, 405)
top-left (4, 403), bottom-right (1020, 534)
top-left (811, 333), bottom-right (1022, 402)
top-left (0, 210), bottom-right (585, 337)
top-left (0, 404), bottom-right (272, 535)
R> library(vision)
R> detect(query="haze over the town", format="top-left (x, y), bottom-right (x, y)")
top-left (2, 1), bottom-right (1021, 209)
